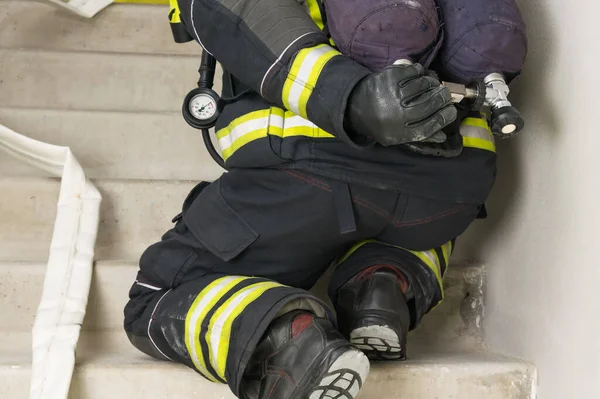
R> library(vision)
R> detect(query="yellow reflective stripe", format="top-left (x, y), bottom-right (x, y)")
top-left (306, 0), bottom-right (325, 30)
top-left (461, 117), bottom-right (496, 152)
top-left (300, 48), bottom-right (338, 117)
top-left (440, 240), bottom-right (453, 269)
top-left (282, 45), bottom-right (340, 118)
top-left (207, 282), bottom-right (283, 379)
top-left (221, 128), bottom-right (268, 160)
top-left (334, 241), bottom-right (447, 308)
top-left (282, 49), bottom-right (311, 115)
top-left (463, 117), bottom-right (490, 130)
top-left (115, 0), bottom-right (169, 3)
top-left (335, 240), bottom-right (377, 266)
top-left (185, 276), bottom-right (250, 381)
top-left (407, 249), bottom-right (443, 297)
top-left (272, 107), bottom-right (286, 119)
top-left (217, 109), bottom-right (272, 161)
top-left (168, 0), bottom-right (181, 23)
top-left (463, 137), bottom-right (496, 152)
top-left (281, 126), bottom-right (334, 138)
top-left (216, 109), bottom-right (270, 140)
top-left (216, 107), bottom-right (335, 160)
top-left (271, 113), bottom-right (334, 138)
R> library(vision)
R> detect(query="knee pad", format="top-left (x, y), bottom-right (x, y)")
top-left (435, 0), bottom-right (528, 84)
top-left (325, 0), bottom-right (441, 71)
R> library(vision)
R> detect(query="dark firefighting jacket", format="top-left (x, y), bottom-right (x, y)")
top-left (177, 0), bottom-right (497, 204)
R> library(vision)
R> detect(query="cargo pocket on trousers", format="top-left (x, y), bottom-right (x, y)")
top-left (183, 179), bottom-right (259, 262)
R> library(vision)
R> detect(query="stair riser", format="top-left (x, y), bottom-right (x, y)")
top-left (0, 261), bottom-right (483, 352)
top-left (0, 50), bottom-right (222, 112)
top-left (0, 109), bottom-right (224, 180)
top-left (0, 2), bottom-right (197, 55)
top-left (0, 178), bottom-right (197, 262)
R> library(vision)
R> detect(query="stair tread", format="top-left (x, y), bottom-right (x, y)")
top-left (0, 330), bottom-right (531, 370)
top-left (0, 330), bottom-right (535, 399)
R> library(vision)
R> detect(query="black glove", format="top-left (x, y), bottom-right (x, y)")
top-left (405, 105), bottom-right (471, 158)
top-left (404, 132), bottom-right (463, 158)
top-left (345, 63), bottom-right (457, 146)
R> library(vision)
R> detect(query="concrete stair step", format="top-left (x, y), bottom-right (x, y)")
top-left (0, 2), bottom-right (197, 55)
top-left (0, 261), bottom-right (485, 350)
top-left (0, 330), bottom-right (535, 399)
top-left (0, 108), bottom-right (224, 180)
top-left (0, 177), bottom-right (198, 261)
top-left (0, 49), bottom-right (222, 112)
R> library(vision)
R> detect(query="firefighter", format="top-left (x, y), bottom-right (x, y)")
top-left (124, 0), bottom-right (526, 398)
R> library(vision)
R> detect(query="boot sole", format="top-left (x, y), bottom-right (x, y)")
top-left (350, 325), bottom-right (405, 360)
top-left (308, 348), bottom-right (370, 399)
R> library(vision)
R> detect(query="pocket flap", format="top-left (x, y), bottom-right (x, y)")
top-left (183, 181), bottom-right (259, 262)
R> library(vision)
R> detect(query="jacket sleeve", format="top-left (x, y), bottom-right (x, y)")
top-left (177, 0), bottom-right (371, 144)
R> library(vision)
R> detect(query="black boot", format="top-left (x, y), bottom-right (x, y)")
top-left (241, 310), bottom-right (370, 399)
top-left (335, 267), bottom-right (411, 361)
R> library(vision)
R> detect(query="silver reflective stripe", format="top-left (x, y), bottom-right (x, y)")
top-left (218, 117), bottom-right (270, 152)
top-left (460, 118), bottom-right (496, 152)
top-left (286, 46), bottom-right (334, 114)
top-left (136, 280), bottom-right (162, 291)
top-left (186, 276), bottom-right (243, 379)
top-left (148, 289), bottom-right (173, 361)
top-left (461, 124), bottom-right (493, 140)
top-left (260, 32), bottom-right (315, 97)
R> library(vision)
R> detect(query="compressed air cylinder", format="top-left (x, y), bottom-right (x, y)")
top-left (324, 0), bottom-right (442, 71)
top-left (434, 0), bottom-right (528, 84)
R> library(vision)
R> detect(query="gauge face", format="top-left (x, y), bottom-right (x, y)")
top-left (189, 93), bottom-right (217, 120)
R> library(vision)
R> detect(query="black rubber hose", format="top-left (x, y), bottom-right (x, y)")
top-left (198, 52), bottom-right (217, 90)
top-left (202, 128), bottom-right (226, 169)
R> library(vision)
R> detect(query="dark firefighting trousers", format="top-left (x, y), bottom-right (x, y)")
top-left (123, 167), bottom-right (482, 397)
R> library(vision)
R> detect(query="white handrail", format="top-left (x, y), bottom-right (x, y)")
top-left (0, 124), bottom-right (102, 399)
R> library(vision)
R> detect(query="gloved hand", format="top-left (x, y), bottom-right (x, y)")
top-left (345, 63), bottom-right (457, 146)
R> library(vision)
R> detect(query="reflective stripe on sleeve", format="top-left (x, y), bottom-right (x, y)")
top-left (282, 44), bottom-right (340, 119)
top-left (461, 117), bottom-right (496, 153)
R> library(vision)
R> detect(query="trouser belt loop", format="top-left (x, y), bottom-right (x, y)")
top-left (332, 181), bottom-right (356, 234)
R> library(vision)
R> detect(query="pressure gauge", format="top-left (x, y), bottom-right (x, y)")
top-left (182, 87), bottom-right (221, 129)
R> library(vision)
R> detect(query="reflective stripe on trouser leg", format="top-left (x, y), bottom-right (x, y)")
top-left (329, 240), bottom-right (455, 326)
top-left (333, 240), bottom-right (451, 294)
top-left (185, 276), bottom-right (285, 382)
top-left (460, 116), bottom-right (496, 152)
top-left (127, 273), bottom-right (334, 396)
top-left (206, 281), bottom-right (283, 380)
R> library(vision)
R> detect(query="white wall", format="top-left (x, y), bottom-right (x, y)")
top-left (454, 0), bottom-right (600, 397)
